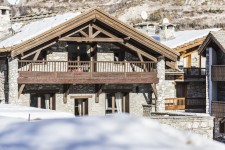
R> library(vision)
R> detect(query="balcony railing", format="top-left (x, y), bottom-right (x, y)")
top-left (212, 65), bottom-right (225, 81)
top-left (19, 60), bottom-right (157, 73)
top-left (165, 97), bottom-right (206, 110)
top-left (18, 60), bottom-right (158, 84)
top-left (183, 67), bottom-right (206, 78)
top-left (212, 101), bottom-right (225, 118)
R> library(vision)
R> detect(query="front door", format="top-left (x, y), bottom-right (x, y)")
top-left (74, 99), bottom-right (88, 116)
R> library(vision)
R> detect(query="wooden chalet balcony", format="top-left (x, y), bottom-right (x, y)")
top-left (212, 101), bottom-right (225, 118)
top-left (183, 67), bottom-right (206, 78)
top-left (165, 97), bottom-right (206, 110)
top-left (18, 60), bottom-right (158, 84)
top-left (212, 65), bottom-right (225, 81)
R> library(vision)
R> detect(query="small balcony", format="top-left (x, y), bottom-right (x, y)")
top-left (212, 65), bottom-right (225, 81)
top-left (165, 97), bottom-right (206, 111)
top-left (183, 67), bottom-right (206, 78)
top-left (18, 60), bottom-right (158, 84)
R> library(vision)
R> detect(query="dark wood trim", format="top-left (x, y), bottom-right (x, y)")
top-left (70, 95), bottom-right (92, 99)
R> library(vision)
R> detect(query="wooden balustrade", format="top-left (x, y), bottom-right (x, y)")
top-left (18, 60), bottom-right (157, 73)
top-left (212, 101), bottom-right (225, 118)
top-left (165, 98), bottom-right (186, 110)
top-left (212, 65), bottom-right (225, 81)
top-left (18, 60), bottom-right (159, 84)
top-left (183, 67), bottom-right (206, 78)
top-left (165, 97), bottom-right (206, 110)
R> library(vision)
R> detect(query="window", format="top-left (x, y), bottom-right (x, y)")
top-left (114, 51), bottom-right (125, 61)
top-left (2, 9), bottom-right (6, 15)
top-left (30, 94), bottom-right (56, 110)
top-left (75, 99), bottom-right (88, 116)
top-left (105, 92), bottom-right (129, 114)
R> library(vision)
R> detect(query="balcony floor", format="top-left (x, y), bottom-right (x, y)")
top-left (18, 72), bottom-right (159, 84)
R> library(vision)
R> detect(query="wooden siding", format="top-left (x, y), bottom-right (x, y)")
top-left (212, 65), bottom-right (225, 81)
top-left (212, 101), bottom-right (225, 118)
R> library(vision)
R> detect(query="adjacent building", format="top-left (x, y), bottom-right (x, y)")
top-left (199, 31), bottom-right (225, 139)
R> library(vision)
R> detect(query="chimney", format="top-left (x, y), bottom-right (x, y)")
top-left (0, 6), bottom-right (11, 40)
top-left (158, 18), bottom-right (175, 40)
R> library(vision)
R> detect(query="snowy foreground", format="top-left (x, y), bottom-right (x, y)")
top-left (0, 105), bottom-right (225, 150)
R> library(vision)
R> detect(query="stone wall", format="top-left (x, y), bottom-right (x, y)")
top-left (156, 57), bottom-right (165, 112)
top-left (8, 57), bottom-right (18, 104)
top-left (20, 84), bottom-right (151, 116)
top-left (164, 75), bottom-right (176, 98)
top-left (191, 51), bottom-right (199, 67)
top-left (187, 82), bottom-right (206, 98)
top-left (150, 114), bottom-right (214, 139)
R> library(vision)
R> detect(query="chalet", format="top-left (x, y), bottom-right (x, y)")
top-left (199, 31), bottom-right (225, 139)
top-left (134, 19), bottom-right (221, 113)
top-left (0, 8), bottom-right (179, 116)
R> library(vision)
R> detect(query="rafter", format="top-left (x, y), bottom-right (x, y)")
top-left (80, 30), bottom-right (88, 37)
top-left (92, 31), bottom-right (101, 38)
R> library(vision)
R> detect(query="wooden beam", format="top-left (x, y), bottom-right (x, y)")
top-left (95, 84), bottom-right (103, 103)
top-left (123, 43), bottom-right (157, 62)
top-left (92, 24), bottom-right (115, 38)
top-left (21, 41), bottom-right (56, 59)
top-left (59, 37), bottom-right (124, 43)
top-left (89, 24), bottom-right (93, 37)
top-left (112, 95), bottom-right (115, 113)
top-left (38, 96), bottom-right (41, 108)
top-left (18, 84), bottom-right (25, 98)
top-left (180, 50), bottom-right (197, 58)
top-left (80, 30), bottom-right (88, 37)
top-left (92, 31), bottom-right (101, 38)
top-left (70, 95), bottom-right (93, 99)
top-left (63, 84), bottom-right (70, 104)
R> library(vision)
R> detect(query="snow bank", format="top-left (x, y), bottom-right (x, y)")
top-left (0, 114), bottom-right (224, 150)
top-left (0, 104), bottom-right (74, 120)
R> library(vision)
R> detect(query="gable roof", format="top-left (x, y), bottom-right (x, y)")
top-left (198, 31), bottom-right (225, 55)
top-left (0, 8), bottom-right (179, 61)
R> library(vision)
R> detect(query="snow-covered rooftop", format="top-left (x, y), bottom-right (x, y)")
top-left (0, 114), bottom-right (224, 150)
top-left (0, 104), bottom-right (74, 120)
top-left (161, 28), bottom-right (221, 49)
top-left (0, 12), bottom-right (81, 48)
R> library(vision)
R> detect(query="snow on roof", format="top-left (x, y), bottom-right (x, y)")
top-left (0, 104), bottom-right (74, 120)
top-left (0, 114), bottom-right (224, 150)
top-left (161, 28), bottom-right (221, 49)
top-left (0, 12), bottom-right (81, 48)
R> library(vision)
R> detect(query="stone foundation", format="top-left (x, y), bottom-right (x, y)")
top-left (150, 113), bottom-right (214, 139)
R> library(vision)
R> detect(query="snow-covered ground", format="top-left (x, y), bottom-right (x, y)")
top-left (0, 104), bottom-right (225, 150)
top-left (0, 104), bottom-right (74, 120)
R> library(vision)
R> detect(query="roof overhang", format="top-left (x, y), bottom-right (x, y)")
top-left (198, 32), bottom-right (225, 55)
